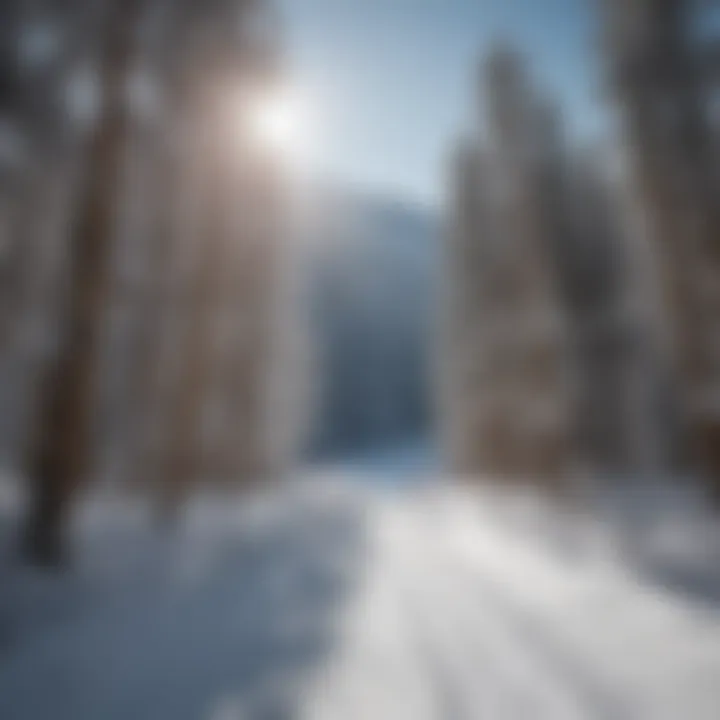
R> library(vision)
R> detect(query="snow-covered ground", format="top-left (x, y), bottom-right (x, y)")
top-left (1, 473), bottom-right (720, 719)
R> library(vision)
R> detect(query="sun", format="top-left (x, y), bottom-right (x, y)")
top-left (248, 86), bottom-right (315, 165)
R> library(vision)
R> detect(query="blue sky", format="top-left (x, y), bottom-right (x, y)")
top-left (279, 0), bottom-right (605, 207)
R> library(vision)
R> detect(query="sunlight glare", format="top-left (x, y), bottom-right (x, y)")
top-left (249, 85), bottom-right (316, 167)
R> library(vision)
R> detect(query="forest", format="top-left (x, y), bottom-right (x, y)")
top-left (1, 1), bottom-right (720, 718)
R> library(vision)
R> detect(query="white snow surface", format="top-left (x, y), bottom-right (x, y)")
top-left (1, 474), bottom-right (720, 719)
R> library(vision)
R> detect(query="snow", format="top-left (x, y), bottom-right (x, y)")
top-left (1, 473), bottom-right (720, 719)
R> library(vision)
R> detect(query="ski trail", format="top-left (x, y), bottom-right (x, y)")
top-left (395, 499), bottom-right (610, 720)
top-left (425, 486), bottom-right (720, 720)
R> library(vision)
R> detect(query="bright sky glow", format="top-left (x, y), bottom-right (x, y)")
top-left (249, 85), bottom-right (319, 170)
top-left (279, 0), bottom-right (603, 208)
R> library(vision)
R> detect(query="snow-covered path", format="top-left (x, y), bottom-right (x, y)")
top-left (308, 483), bottom-right (720, 719)
top-left (1, 476), bottom-right (720, 719)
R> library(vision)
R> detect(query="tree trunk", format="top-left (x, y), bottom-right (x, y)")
top-left (154, 128), bottom-right (228, 522)
top-left (21, 0), bottom-right (147, 566)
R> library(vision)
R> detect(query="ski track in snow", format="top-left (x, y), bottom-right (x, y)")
top-left (1, 476), bottom-right (720, 719)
